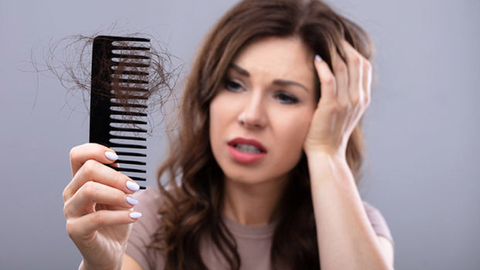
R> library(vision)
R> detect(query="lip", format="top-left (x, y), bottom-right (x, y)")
top-left (227, 137), bottom-right (267, 164)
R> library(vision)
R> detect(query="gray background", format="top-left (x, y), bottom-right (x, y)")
top-left (1, 0), bottom-right (479, 269)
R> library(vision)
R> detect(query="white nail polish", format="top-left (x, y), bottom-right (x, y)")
top-left (105, 151), bottom-right (118, 161)
top-left (126, 196), bottom-right (138, 206)
top-left (129, 212), bottom-right (142, 219)
top-left (315, 55), bottom-right (323, 62)
top-left (126, 181), bottom-right (140, 191)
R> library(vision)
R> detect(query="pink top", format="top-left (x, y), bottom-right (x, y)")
top-left (126, 188), bottom-right (393, 270)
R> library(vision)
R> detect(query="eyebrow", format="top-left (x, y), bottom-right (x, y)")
top-left (229, 63), bottom-right (309, 92)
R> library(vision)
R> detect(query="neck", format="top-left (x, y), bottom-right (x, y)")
top-left (222, 176), bottom-right (289, 226)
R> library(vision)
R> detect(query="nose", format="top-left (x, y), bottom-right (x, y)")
top-left (238, 93), bottom-right (267, 129)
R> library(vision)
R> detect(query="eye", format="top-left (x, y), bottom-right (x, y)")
top-left (224, 78), bottom-right (243, 92)
top-left (275, 91), bottom-right (299, 104)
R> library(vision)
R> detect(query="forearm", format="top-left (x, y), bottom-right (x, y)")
top-left (307, 151), bottom-right (392, 270)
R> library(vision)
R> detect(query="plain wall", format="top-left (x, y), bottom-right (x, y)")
top-left (1, 0), bottom-right (479, 269)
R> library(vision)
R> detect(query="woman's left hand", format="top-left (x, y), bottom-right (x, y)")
top-left (304, 41), bottom-right (372, 157)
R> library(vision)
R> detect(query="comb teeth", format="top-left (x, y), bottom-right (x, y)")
top-left (90, 36), bottom-right (150, 188)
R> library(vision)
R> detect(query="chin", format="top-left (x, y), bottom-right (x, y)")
top-left (222, 166), bottom-right (290, 187)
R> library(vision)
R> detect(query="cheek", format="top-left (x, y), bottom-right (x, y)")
top-left (274, 109), bottom-right (314, 150)
top-left (209, 95), bottom-right (232, 146)
top-left (209, 100), bottom-right (221, 142)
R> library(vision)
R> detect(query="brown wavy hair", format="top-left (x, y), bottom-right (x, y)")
top-left (154, 0), bottom-right (373, 269)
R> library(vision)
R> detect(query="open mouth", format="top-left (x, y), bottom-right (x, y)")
top-left (234, 143), bottom-right (263, 154)
top-left (228, 138), bottom-right (267, 154)
top-left (227, 138), bottom-right (267, 164)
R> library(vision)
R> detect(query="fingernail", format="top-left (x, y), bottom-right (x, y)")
top-left (315, 55), bottom-right (323, 62)
top-left (126, 196), bottom-right (138, 206)
top-left (129, 212), bottom-right (142, 219)
top-left (105, 151), bottom-right (118, 161)
top-left (126, 181), bottom-right (140, 191)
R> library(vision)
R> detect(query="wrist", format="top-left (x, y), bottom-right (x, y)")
top-left (305, 149), bottom-right (357, 192)
top-left (305, 149), bottom-right (351, 181)
top-left (304, 146), bottom-right (346, 161)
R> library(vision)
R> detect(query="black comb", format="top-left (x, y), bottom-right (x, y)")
top-left (89, 35), bottom-right (151, 189)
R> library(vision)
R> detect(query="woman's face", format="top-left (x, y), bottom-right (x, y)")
top-left (209, 36), bottom-right (317, 185)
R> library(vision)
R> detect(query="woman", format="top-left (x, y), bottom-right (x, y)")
top-left (63, 0), bottom-right (394, 269)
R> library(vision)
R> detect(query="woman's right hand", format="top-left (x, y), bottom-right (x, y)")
top-left (63, 143), bottom-right (142, 270)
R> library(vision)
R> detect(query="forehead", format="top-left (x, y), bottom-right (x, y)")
top-left (232, 36), bottom-right (315, 80)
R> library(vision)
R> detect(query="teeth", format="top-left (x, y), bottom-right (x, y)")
top-left (235, 144), bottom-right (261, 154)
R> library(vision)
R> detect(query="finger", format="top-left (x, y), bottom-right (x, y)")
top-left (330, 48), bottom-right (349, 104)
top-left (314, 55), bottom-right (336, 104)
top-left (64, 181), bottom-right (138, 219)
top-left (63, 159), bottom-right (140, 202)
top-left (70, 143), bottom-right (119, 178)
top-left (363, 58), bottom-right (373, 107)
top-left (342, 41), bottom-right (365, 105)
top-left (66, 210), bottom-right (141, 242)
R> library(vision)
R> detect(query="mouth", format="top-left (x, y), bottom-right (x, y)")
top-left (227, 138), bottom-right (267, 153)
top-left (227, 138), bottom-right (267, 164)
top-left (233, 144), bottom-right (263, 154)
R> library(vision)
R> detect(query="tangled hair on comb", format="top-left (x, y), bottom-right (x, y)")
top-left (34, 32), bottom-right (183, 133)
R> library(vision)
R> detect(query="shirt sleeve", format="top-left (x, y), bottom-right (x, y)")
top-left (363, 201), bottom-right (394, 246)
top-left (126, 188), bottom-right (165, 270)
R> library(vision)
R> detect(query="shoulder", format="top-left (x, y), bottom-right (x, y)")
top-left (362, 201), bottom-right (394, 245)
top-left (126, 188), bottom-right (166, 270)
top-left (132, 188), bottom-right (163, 232)
top-left (133, 187), bottom-right (163, 206)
